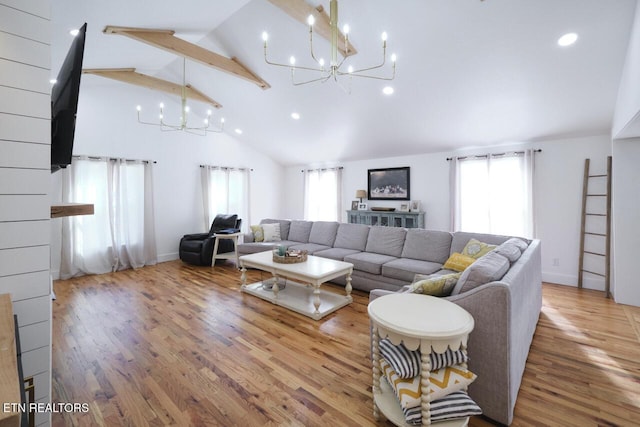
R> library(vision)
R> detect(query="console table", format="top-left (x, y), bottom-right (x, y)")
top-left (347, 210), bottom-right (424, 228)
top-left (368, 293), bottom-right (475, 426)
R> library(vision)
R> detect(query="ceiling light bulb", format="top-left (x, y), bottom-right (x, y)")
top-left (159, 113), bottom-right (163, 119)
top-left (343, 24), bottom-right (350, 34)
top-left (289, 56), bottom-right (296, 65)
top-left (184, 106), bottom-right (190, 113)
top-left (207, 109), bottom-right (212, 116)
top-left (159, 102), bottom-right (164, 109)
top-left (307, 15), bottom-right (315, 26)
top-left (204, 119), bottom-right (209, 125)
top-left (391, 53), bottom-right (397, 62)
top-left (221, 118), bottom-right (225, 123)
top-left (136, 105), bottom-right (141, 111)
top-left (319, 58), bottom-right (325, 67)
top-left (69, 29), bottom-right (79, 37)
top-left (383, 86), bottom-right (394, 95)
top-left (557, 32), bottom-right (578, 47)
top-left (235, 129), bottom-right (243, 134)
top-left (262, 31), bottom-right (269, 42)
top-left (381, 32), bottom-right (388, 42)
top-left (291, 112), bottom-right (300, 120)
top-left (49, 79), bottom-right (57, 84)
top-left (348, 65), bottom-right (354, 74)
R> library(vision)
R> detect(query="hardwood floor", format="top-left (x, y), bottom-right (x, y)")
top-left (51, 261), bottom-right (640, 426)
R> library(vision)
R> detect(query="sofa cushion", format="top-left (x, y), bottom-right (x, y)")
top-left (250, 225), bottom-right (264, 242)
top-left (451, 250), bottom-right (510, 295)
top-left (260, 219), bottom-right (291, 240)
top-left (287, 243), bottom-right (331, 254)
top-left (401, 229), bottom-right (452, 263)
top-left (238, 240), bottom-right (298, 255)
top-left (262, 223), bottom-right (281, 242)
top-left (365, 227), bottom-right (406, 257)
top-left (382, 258), bottom-right (443, 282)
top-left (333, 223), bottom-right (370, 251)
top-left (344, 252), bottom-right (397, 275)
top-left (409, 272), bottom-right (461, 296)
top-left (494, 237), bottom-right (529, 262)
top-left (288, 220), bottom-right (313, 243)
top-left (308, 221), bottom-right (339, 246)
top-left (313, 247), bottom-right (361, 261)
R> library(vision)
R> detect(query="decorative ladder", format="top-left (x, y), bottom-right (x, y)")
top-left (578, 156), bottom-right (612, 298)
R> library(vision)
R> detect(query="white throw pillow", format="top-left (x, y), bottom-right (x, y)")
top-left (262, 223), bottom-right (281, 242)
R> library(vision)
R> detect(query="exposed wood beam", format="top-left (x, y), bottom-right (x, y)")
top-left (82, 68), bottom-right (222, 108)
top-left (267, 0), bottom-right (357, 58)
top-left (103, 26), bottom-right (270, 90)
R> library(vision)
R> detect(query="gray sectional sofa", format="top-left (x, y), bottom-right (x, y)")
top-left (238, 218), bottom-right (542, 425)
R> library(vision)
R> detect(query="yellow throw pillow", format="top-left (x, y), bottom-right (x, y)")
top-left (461, 238), bottom-right (496, 259)
top-left (443, 252), bottom-right (477, 272)
top-left (250, 225), bottom-right (264, 242)
top-left (380, 358), bottom-right (476, 409)
top-left (409, 272), bottom-right (461, 297)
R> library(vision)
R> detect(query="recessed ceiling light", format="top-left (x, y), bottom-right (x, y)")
top-left (235, 129), bottom-right (243, 135)
top-left (69, 28), bottom-right (80, 37)
top-left (383, 86), bottom-right (394, 95)
top-left (291, 112), bottom-right (300, 120)
top-left (557, 32), bottom-right (578, 47)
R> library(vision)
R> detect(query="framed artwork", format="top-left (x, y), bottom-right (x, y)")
top-left (358, 203), bottom-right (368, 211)
top-left (351, 200), bottom-right (359, 210)
top-left (399, 203), bottom-right (410, 212)
top-left (410, 200), bottom-right (421, 212)
top-left (368, 167), bottom-right (410, 200)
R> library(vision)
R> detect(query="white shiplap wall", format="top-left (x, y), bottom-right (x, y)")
top-left (0, 1), bottom-right (52, 426)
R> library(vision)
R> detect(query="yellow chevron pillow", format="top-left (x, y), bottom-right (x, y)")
top-left (443, 253), bottom-right (477, 272)
top-left (461, 238), bottom-right (496, 259)
top-left (380, 358), bottom-right (477, 409)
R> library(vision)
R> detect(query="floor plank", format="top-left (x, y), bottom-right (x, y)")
top-left (50, 261), bottom-right (640, 426)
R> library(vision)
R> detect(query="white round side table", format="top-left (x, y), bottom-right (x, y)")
top-left (368, 293), bottom-right (475, 426)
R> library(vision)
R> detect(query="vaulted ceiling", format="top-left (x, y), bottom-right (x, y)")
top-left (52, 0), bottom-right (637, 166)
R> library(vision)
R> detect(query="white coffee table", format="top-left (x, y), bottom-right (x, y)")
top-left (239, 251), bottom-right (353, 320)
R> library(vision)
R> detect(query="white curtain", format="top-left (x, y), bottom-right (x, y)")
top-left (201, 166), bottom-right (250, 231)
top-left (450, 150), bottom-right (535, 238)
top-left (303, 168), bottom-right (343, 221)
top-left (60, 157), bottom-right (157, 279)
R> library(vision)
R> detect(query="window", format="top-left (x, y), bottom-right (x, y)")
top-left (201, 166), bottom-right (250, 231)
top-left (303, 168), bottom-right (343, 221)
top-left (451, 151), bottom-right (535, 238)
top-left (60, 157), bottom-right (157, 278)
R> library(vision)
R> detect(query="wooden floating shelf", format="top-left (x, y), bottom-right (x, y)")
top-left (51, 203), bottom-right (95, 218)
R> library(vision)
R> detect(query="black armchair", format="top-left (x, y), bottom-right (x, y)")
top-left (179, 214), bottom-right (242, 266)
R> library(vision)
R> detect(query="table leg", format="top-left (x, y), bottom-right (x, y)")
top-left (240, 264), bottom-right (247, 290)
top-left (345, 270), bottom-right (353, 301)
top-left (420, 346), bottom-right (433, 426)
top-left (233, 236), bottom-right (239, 269)
top-left (272, 273), bottom-right (280, 298)
top-left (211, 237), bottom-right (220, 267)
top-left (372, 326), bottom-right (381, 420)
top-left (313, 283), bottom-right (321, 315)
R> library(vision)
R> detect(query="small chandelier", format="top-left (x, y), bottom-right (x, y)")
top-left (262, 0), bottom-right (396, 88)
top-left (136, 58), bottom-right (224, 135)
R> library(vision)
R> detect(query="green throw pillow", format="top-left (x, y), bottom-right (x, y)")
top-left (461, 238), bottom-right (496, 259)
top-left (250, 225), bottom-right (264, 242)
top-left (409, 272), bottom-right (461, 297)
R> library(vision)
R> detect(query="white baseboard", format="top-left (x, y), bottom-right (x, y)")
top-left (157, 252), bottom-right (179, 263)
top-left (542, 271), bottom-right (605, 291)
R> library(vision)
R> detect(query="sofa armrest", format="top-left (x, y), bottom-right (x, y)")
top-left (243, 232), bottom-right (255, 243)
top-left (182, 232), bottom-right (210, 241)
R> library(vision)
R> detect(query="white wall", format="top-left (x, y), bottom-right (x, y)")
top-left (0, 1), bottom-right (52, 425)
top-left (50, 83), bottom-right (285, 277)
top-left (283, 134), bottom-right (612, 291)
top-left (613, 1), bottom-right (640, 138)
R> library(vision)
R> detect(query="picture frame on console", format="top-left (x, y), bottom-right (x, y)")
top-left (410, 200), bottom-right (421, 212)
top-left (399, 203), bottom-right (409, 212)
top-left (367, 167), bottom-right (410, 200)
top-left (351, 200), bottom-right (359, 210)
top-left (358, 203), bottom-right (368, 211)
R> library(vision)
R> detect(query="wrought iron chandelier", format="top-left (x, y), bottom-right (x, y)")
top-left (136, 58), bottom-right (224, 136)
top-left (262, 0), bottom-right (396, 88)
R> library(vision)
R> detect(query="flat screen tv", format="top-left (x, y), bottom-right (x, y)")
top-left (51, 22), bottom-right (87, 173)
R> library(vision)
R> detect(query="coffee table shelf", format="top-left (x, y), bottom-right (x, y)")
top-left (239, 251), bottom-right (353, 320)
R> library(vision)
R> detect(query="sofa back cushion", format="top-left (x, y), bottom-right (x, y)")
top-left (260, 219), bottom-right (291, 240)
top-left (333, 223), bottom-right (370, 251)
top-left (401, 229), bottom-right (452, 263)
top-left (450, 250), bottom-right (510, 295)
top-left (450, 232), bottom-right (515, 255)
top-left (365, 226), bottom-right (407, 257)
top-left (288, 220), bottom-right (314, 243)
top-left (308, 221), bottom-right (340, 246)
